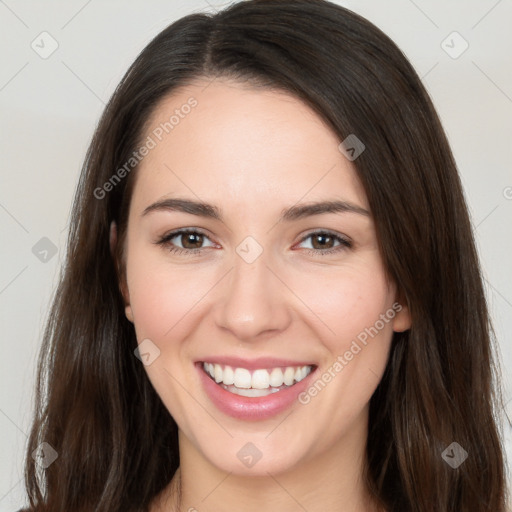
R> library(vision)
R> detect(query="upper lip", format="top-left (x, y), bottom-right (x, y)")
top-left (196, 356), bottom-right (316, 371)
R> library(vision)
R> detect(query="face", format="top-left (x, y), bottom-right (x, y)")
top-left (117, 78), bottom-right (411, 477)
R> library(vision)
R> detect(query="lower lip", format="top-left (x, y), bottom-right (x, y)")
top-left (196, 362), bottom-right (317, 421)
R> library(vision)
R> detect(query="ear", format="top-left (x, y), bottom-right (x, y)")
top-left (392, 303), bottom-right (411, 332)
top-left (110, 220), bottom-right (134, 323)
top-left (391, 289), bottom-right (411, 332)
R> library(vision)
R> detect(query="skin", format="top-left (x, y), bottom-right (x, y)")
top-left (111, 78), bottom-right (411, 512)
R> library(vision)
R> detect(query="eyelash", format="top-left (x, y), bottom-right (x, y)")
top-left (155, 228), bottom-right (352, 257)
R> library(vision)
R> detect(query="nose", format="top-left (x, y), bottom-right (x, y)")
top-left (214, 247), bottom-right (292, 342)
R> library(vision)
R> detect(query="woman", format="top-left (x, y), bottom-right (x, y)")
top-left (20, 1), bottom-right (509, 511)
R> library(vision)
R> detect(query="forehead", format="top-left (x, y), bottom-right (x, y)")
top-left (130, 78), bottom-right (368, 216)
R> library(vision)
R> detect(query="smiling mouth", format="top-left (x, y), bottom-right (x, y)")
top-left (201, 362), bottom-right (316, 397)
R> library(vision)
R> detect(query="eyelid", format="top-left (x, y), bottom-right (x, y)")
top-left (161, 226), bottom-right (211, 238)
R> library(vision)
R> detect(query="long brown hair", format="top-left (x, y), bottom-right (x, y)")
top-left (22, 1), bottom-right (509, 510)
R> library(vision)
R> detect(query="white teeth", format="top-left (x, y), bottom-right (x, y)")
top-left (202, 362), bottom-right (313, 391)
top-left (233, 368), bottom-right (252, 388)
top-left (223, 365), bottom-right (234, 385)
top-left (269, 368), bottom-right (284, 387)
top-left (222, 385), bottom-right (282, 397)
top-left (283, 367), bottom-right (295, 386)
top-left (214, 364), bottom-right (223, 383)
top-left (251, 369), bottom-right (269, 389)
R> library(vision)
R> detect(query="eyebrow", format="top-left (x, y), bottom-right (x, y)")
top-left (141, 197), bottom-right (370, 222)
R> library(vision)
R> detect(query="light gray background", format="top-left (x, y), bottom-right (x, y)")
top-left (1, 1), bottom-right (511, 509)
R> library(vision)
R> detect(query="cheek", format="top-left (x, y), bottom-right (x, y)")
top-left (291, 268), bottom-right (395, 434)
top-left (291, 261), bottom-right (394, 352)
top-left (125, 247), bottom-right (209, 418)
top-left (125, 245), bottom-right (211, 341)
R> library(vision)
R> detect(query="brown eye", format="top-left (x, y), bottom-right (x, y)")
top-left (156, 229), bottom-right (216, 255)
top-left (180, 232), bottom-right (204, 249)
top-left (297, 231), bottom-right (352, 256)
top-left (310, 233), bottom-right (336, 250)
